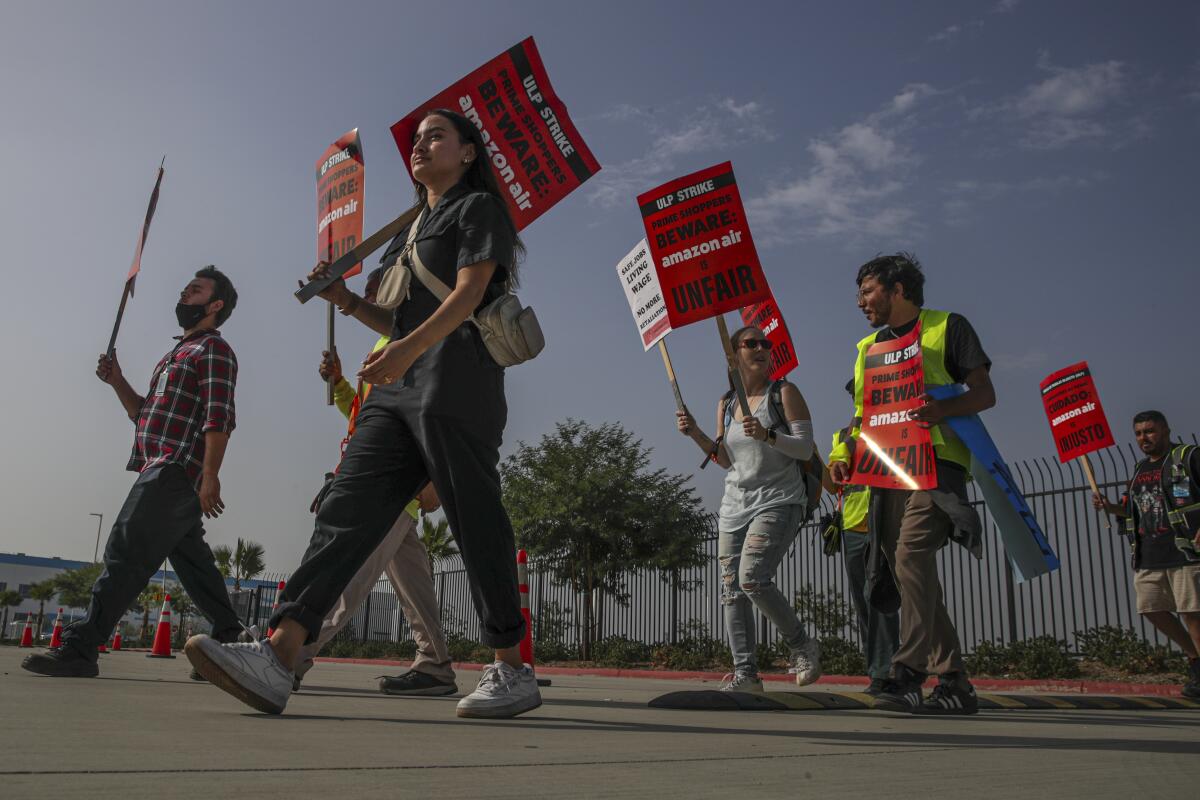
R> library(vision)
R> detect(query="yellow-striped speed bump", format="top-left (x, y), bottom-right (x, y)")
top-left (647, 690), bottom-right (1200, 712)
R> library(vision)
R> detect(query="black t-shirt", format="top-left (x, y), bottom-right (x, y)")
top-left (378, 182), bottom-right (515, 338)
top-left (1126, 449), bottom-right (1200, 570)
top-left (874, 312), bottom-right (991, 382)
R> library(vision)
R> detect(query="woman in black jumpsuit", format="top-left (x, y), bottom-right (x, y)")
top-left (186, 109), bottom-right (540, 719)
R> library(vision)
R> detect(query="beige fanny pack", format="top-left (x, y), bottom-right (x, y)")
top-left (374, 208), bottom-right (545, 367)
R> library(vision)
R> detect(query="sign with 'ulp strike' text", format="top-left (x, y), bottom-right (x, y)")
top-left (853, 322), bottom-right (936, 491)
top-left (740, 287), bottom-right (798, 380)
top-left (1039, 361), bottom-right (1114, 463)
top-left (616, 239), bottom-right (671, 350)
top-left (390, 37), bottom-right (600, 231)
top-left (316, 129), bottom-right (365, 278)
top-left (637, 162), bottom-right (770, 329)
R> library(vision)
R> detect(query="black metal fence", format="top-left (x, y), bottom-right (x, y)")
top-left (237, 436), bottom-right (1197, 655)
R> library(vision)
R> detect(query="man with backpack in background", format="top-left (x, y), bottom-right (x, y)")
top-left (1093, 410), bottom-right (1200, 697)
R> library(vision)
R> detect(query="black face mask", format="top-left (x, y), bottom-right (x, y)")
top-left (175, 302), bottom-right (209, 329)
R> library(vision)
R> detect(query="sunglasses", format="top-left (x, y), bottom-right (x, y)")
top-left (738, 338), bottom-right (773, 351)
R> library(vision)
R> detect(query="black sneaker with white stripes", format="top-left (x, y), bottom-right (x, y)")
top-left (873, 664), bottom-right (925, 713)
top-left (914, 673), bottom-right (979, 715)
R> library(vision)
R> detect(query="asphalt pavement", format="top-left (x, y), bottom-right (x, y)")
top-left (2, 645), bottom-right (1197, 798)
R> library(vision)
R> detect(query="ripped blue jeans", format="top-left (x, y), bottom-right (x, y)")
top-left (719, 504), bottom-right (810, 678)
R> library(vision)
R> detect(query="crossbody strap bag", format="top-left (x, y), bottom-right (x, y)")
top-left (407, 238), bottom-right (544, 367)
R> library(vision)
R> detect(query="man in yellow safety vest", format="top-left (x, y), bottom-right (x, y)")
top-left (829, 253), bottom-right (995, 715)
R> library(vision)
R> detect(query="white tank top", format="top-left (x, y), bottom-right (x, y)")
top-left (718, 393), bottom-right (807, 532)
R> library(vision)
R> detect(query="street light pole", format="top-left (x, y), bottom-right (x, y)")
top-left (89, 513), bottom-right (103, 562)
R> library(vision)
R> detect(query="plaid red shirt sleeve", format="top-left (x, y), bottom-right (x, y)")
top-left (197, 336), bottom-right (237, 434)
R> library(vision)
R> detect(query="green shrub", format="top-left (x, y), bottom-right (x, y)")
top-left (651, 619), bottom-right (731, 671)
top-left (965, 639), bottom-right (1011, 676)
top-left (1076, 626), bottom-right (1188, 675)
top-left (531, 600), bottom-right (576, 662)
top-left (755, 638), bottom-right (788, 671)
top-left (533, 638), bottom-right (577, 662)
top-left (965, 636), bottom-right (1080, 679)
top-left (794, 586), bottom-right (855, 638)
top-left (818, 636), bottom-right (866, 676)
top-left (321, 638), bottom-right (407, 660)
top-left (1008, 636), bottom-right (1080, 679)
top-left (446, 634), bottom-right (492, 664)
top-left (592, 635), bottom-right (652, 667)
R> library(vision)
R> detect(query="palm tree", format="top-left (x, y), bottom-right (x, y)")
top-left (29, 580), bottom-right (58, 638)
top-left (0, 589), bottom-right (22, 641)
top-left (213, 538), bottom-right (266, 592)
top-left (134, 584), bottom-right (165, 645)
top-left (419, 515), bottom-right (458, 574)
top-left (167, 584), bottom-right (194, 646)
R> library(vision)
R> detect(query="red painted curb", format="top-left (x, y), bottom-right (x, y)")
top-left (313, 657), bottom-right (1189, 697)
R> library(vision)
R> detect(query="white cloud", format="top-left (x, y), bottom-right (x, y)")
top-left (979, 57), bottom-right (1140, 150)
top-left (927, 20), bottom-right (983, 44)
top-left (928, 24), bottom-right (962, 43)
top-left (1015, 59), bottom-right (1125, 118)
top-left (587, 99), bottom-right (773, 209)
top-left (746, 84), bottom-right (935, 243)
top-left (992, 0), bottom-right (1020, 14)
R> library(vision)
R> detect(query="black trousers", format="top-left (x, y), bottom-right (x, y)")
top-left (272, 395), bottom-right (525, 650)
top-left (63, 464), bottom-right (242, 661)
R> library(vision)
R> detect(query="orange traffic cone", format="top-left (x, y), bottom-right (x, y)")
top-left (517, 550), bottom-right (533, 665)
top-left (49, 608), bottom-right (64, 648)
top-left (517, 550), bottom-right (550, 687)
top-left (265, 581), bottom-right (285, 638)
top-left (18, 617), bottom-right (34, 647)
top-left (112, 627), bottom-right (123, 651)
top-left (146, 595), bottom-right (176, 659)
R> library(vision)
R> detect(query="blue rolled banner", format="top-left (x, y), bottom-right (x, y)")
top-left (927, 385), bottom-right (1060, 582)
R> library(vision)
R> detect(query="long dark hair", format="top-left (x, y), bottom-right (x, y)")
top-left (411, 108), bottom-right (526, 287)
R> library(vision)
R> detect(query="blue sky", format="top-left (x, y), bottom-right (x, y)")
top-left (1, 1), bottom-right (1197, 570)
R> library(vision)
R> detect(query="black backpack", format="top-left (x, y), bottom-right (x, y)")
top-left (721, 379), bottom-right (824, 522)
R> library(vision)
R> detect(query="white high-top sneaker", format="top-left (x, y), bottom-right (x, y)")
top-left (790, 638), bottom-right (823, 687)
top-left (184, 634), bottom-right (294, 715)
top-left (719, 672), bottom-right (765, 693)
top-left (455, 661), bottom-right (542, 719)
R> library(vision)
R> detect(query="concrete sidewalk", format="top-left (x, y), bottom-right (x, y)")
top-left (2, 645), bottom-right (1198, 798)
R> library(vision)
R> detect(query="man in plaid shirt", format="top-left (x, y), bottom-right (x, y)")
top-left (23, 267), bottom-right (245, 677)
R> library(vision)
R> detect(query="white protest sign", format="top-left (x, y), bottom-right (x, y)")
top-left (616, 239), bottom-right (671, 350)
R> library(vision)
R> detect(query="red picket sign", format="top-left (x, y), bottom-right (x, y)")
top-left (390, 37), bottom-right (600, 231)
top-left (739, 286), bottom-right (798, 380)
top-left (637, 162), bottom-right (770, 330)
top-left (315, 129), bottom-right (365, 278)
top-left (851, 322), bottom-right (937, 491)
top-left (1039, 361), bottom-right (1115, 463)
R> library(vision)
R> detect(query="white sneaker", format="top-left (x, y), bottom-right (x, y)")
top-left (789, 639), bottom-right (822, 687)
top-left (455, 662), bottom-right (542, 719)
top-left (720, 672), bottom-right (764, 693)
top-left (184, 634), bottom-right (294, 715)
